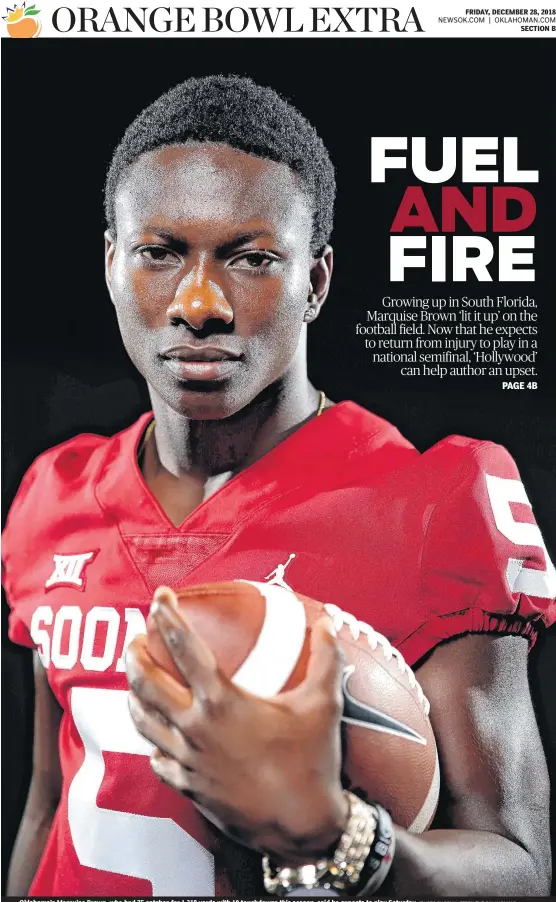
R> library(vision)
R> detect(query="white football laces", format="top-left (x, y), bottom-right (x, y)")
top-left (323, 603), bottom-right (430, 715)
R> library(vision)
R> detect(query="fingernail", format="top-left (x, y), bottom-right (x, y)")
top-left (323, 615), bottom-right (337, 637)
top-left (154, 586), bottom-right (178, 608)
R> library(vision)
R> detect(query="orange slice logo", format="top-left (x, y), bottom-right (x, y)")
top-left (3, 2), bottom-right (41, 37)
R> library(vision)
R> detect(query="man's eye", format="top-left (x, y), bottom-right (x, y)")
top-left (139, 247), bottom-right (176, 263)
top-left (233, 252), bottom-right (275, 270)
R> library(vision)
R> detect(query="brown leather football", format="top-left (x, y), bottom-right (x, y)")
top-left (146, 580), bottom-right (439, 832)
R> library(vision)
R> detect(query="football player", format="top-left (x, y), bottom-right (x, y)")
top-left (4, 76), bottom-right (555, 897)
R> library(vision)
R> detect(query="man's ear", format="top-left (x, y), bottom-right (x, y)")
top-left (104, 230), bottom-right (116, 305)
top-left (307, 246), bottom-right (334, 321)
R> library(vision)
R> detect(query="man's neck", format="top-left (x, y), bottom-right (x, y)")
top-left (146, 376), bottom-right (322, 482)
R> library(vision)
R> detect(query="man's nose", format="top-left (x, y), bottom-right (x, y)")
top-left (166, 264), bottom-right (233, 331)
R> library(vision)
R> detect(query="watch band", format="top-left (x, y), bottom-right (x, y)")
top-left (356, 801), bottom-right (396, 896)
top-left (263, 791), bottom-right (379, 897)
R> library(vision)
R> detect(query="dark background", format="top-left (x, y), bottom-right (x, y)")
top-left (2, 38), bottom-right (555, 891)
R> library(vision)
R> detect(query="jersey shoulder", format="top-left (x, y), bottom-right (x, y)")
top-left (2, 418), bottom-right (149, 632)
top-left (4, 429), bottom-right (115, 544)
top-left (4, 414), bottom-right (150, 528)
top-left (420, 433), bottom-right (542, 529)
top-left (9, 431), bottom-right (109, 504)
top-left (419, 432), bottom-right (522, 480)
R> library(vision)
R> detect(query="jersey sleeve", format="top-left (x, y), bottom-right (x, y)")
top-left (2, 433), bottom-right (109, 650)
top-left (2, 458), bottom-right (43, 648)
top-left (398, 441), bottom-right (556, 664)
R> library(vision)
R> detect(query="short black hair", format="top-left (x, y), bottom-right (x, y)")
top-left (105, 75), bottom-right (335, 256)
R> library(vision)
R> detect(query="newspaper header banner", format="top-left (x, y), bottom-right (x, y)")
top-left (2, 0), bottom-right (556, 39)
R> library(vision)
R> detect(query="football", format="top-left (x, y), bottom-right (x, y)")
top-left (146, 580), bottom-right (439, 833)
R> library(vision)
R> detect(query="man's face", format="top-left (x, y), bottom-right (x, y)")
top-left (106, 143), bottom-right (329, 420)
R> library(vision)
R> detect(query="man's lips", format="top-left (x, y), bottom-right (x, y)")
top-left (160, 345), bottom-right (243, 382)
top-left (161, 345), bottom-right (242, 362)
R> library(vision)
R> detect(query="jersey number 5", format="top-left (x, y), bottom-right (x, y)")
top-left (68, 686), bottom-right (215, 894)
top-left (486, 473), bottom-right (556, 599)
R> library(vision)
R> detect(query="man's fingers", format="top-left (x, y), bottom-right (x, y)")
top-left (125, 635), bottom-right (195, 731)
top-left (128, 690), bottom-right (199, 763)
top-left (151, 587), bottom-right (222, 701)
top-left (150, 748), bottom-right (206, 798)
top-left (298, 615), bottom-right (345, 713)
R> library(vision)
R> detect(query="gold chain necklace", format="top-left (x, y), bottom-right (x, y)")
top-left (138, 390), bottom-right (326, 461)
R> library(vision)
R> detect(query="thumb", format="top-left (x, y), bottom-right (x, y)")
top-left (303, 614), bottom-right (345, 694)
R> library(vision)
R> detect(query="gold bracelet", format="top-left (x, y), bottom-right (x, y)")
top-left (262, 791), bottom-right (377, 896)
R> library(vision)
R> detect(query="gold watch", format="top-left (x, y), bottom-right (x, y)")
top-left (262, 791), bottom-right (377, 896)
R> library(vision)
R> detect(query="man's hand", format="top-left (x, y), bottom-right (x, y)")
top-left (125, 587), bottom-right (348, 864)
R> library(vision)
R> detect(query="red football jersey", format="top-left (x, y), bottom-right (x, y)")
top-left (3, 401), bottom-right (555, 896)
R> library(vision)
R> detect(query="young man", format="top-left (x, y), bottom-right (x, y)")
top-left (4, 76), bottom-right (555, 897)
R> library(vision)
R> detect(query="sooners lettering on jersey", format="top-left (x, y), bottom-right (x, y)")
top-left (3, 402), bottom-right (555, 897)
